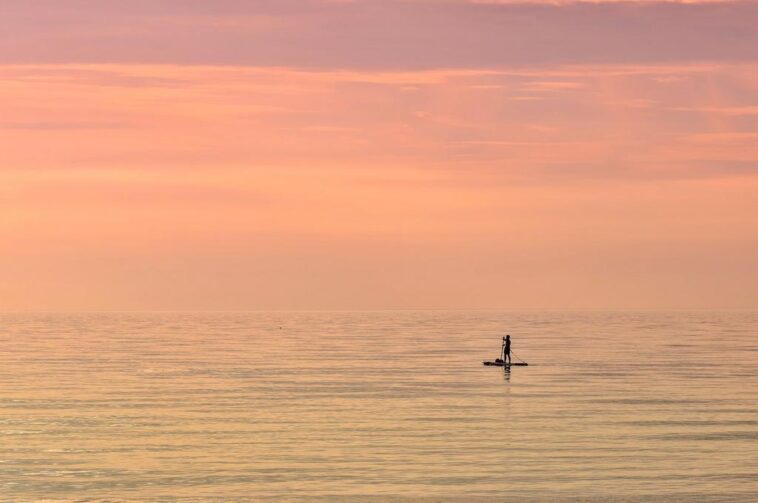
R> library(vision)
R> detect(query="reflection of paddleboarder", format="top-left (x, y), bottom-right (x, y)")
top-left (502, 335), bottom-right (511, 365)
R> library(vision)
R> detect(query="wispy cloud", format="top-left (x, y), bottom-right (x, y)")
top-left (2, 1), bottom-right (756, 68)
top-left (2, 62), bottom-right (756, 180)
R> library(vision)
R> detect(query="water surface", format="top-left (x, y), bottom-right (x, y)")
top-left (1, 311), bottom-right (756, 501)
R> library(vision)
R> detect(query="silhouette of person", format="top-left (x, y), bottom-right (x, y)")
top-left (502, 335), bottom-right (511, 365)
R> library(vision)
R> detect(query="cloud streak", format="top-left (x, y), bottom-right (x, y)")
top-left (2, 1), bottom-right (757, 68)
top-left (2, 62), bottom-right (756, 178)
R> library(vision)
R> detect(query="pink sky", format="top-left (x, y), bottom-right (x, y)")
top-left (1, 1), bottom-right (757, 310)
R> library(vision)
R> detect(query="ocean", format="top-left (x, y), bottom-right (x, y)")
top-left (1, 311), bottom-right (756, 501)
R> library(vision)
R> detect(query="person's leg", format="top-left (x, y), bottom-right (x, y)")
top-left (505, 351), bottom-right (511, 364)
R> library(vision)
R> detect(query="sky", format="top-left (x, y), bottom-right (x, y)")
top-left (1, 0), bottom-right (757, 310)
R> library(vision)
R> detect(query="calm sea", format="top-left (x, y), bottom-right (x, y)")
top-left (0, 311), bottom-right (756, 501)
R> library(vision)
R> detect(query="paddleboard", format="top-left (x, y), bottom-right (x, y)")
top-left (483, 361), bottom-right (528, 366)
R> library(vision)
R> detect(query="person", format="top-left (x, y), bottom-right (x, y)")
top-left (502, 335), bottom-right (511, 365)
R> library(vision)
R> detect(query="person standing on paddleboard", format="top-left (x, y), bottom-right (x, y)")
top-left (502, 335), bottom-right (511, 365)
